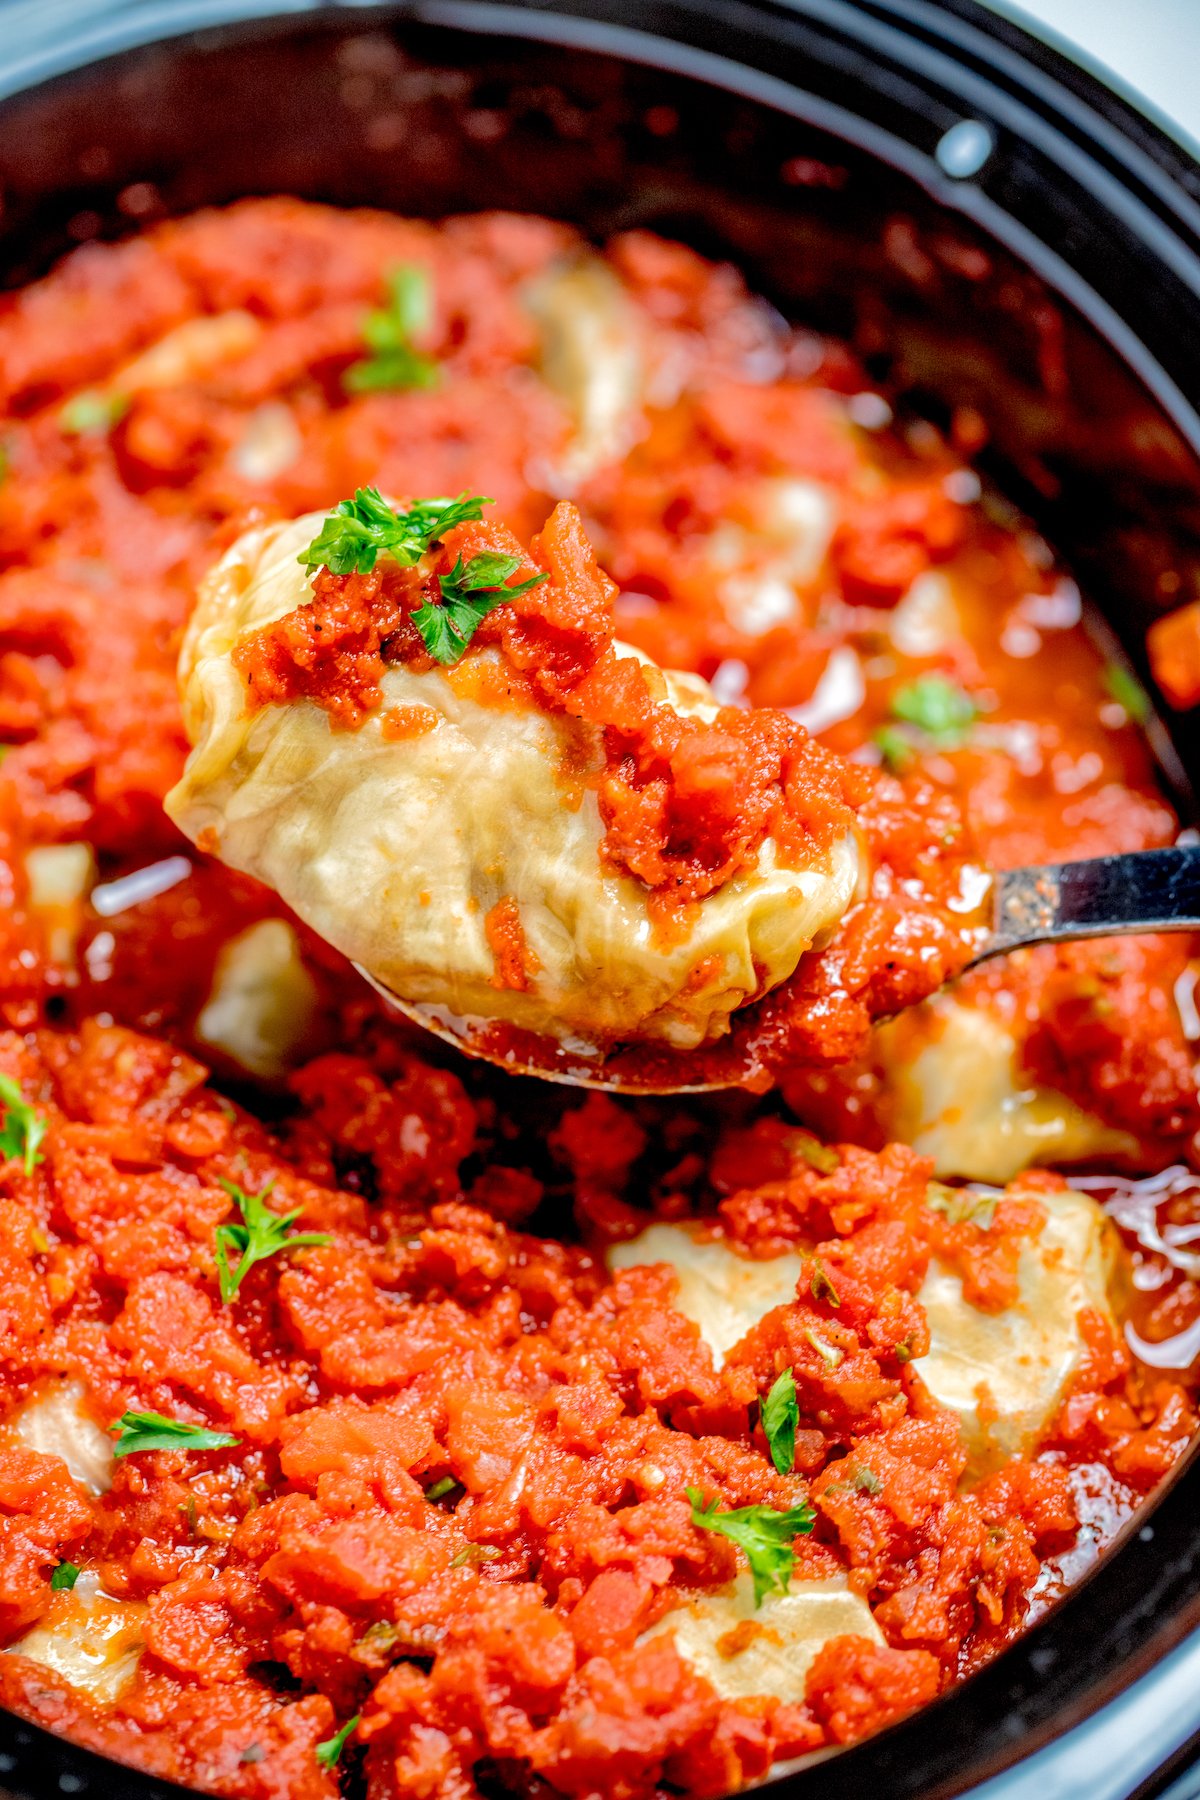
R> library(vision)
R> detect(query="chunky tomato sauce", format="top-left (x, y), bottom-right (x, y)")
top-left (0, 199), bottom-right (1197, 1800)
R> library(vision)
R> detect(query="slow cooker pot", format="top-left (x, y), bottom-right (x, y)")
top-left (1, 2), bottom-right (1199, 1797)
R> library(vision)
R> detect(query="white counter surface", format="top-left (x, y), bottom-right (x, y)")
top-left (987, 0), bottom-right (1200, 155)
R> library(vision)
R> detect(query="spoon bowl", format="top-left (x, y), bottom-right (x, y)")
top-left (361, 843), bottom-right (1200, 1093)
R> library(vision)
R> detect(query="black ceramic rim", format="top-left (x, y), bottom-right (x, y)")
top-left (1, 4), bottom-right (1200, 1800)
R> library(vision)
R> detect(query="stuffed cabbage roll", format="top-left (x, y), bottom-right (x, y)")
top-left (166, 491), bottom-right (983, 1080)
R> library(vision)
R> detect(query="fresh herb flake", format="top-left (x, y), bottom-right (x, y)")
top-left (823, 1462), bottom-right (883, 1502)
top-left (804, 1327), bottom-right (843, 1370)
top-left (809, 1258), bottom-right (841, 1309)
top-left (686, 1487), bottom-right (816, 1608)
top-left (789, 1131), bottom-right (840, 1174)
top-left (315, 1713), bottom-right (360, 1771)
top-left (345, 265), bottom-right (439, 394)
top-left (1103, 663), bottom-right (1152, 726)
top-left (412, 552), bottom-right (549, 666)
top-left (878, 674), bottom-right (980, 769)
top-left (424, 1475), bottom-right (457, 1502)
top-left (890, 673), bottom-right (979, 740)
top-left (50, 1561), bottom-right (80, 1591)
top-left (298, 487), bottom-right (490, 577)
top-left (873, 723), bottom-right (916, 775)
top-left (449, 1543), bottom-right (501, 1568)
top-left (214, 1175), bottom-right (331, 1304)
top-left (926, 1182), bottom-right (997, 1231)
top-left (59, 389), bottom-right (130, 438)
top-left (355, 1619), bottom-right (402, 1658)
top-left (110, 1410), bottom-right (240, 1459)
top-left (0, 1072), bottom-right (47, 1176)
top-left (761, 1368), bottom-right (798, 1476)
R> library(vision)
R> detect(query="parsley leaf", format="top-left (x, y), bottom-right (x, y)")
top-left (298, 488), bottom-right (491, 577)
top-left (823, 1463), bottom-right (883, 1501)
top-left (809, 1258), bottom-right (841, 1308)
top-left (891, 673), bottom-right (979, 738)
top-left (110, 1410), bottom-right (240, 1459)
top-left (1103, 663), bottom-right (1152, 726)
top-left (412, 552), bottom-right (549, 666)
top-left (686, 1487), bottom-right (816, 1607)
top-left (50, 1561), bottom-right (80, 1591)
top-left (761, 1369), bottom-right (798, 1476)
top-left (449, 1543), bottom-right (501, 1568)
top-left (789, 1131), bottom-right (840, 1174)
top-left (59, 389), bottom-right (130, 437)
top-left (926, 1181), bottom-right (997, 1230)
top-left (315, 1713), bottom-right (360, 1771)
top-left (804, 1327), bottom-right (843, 1369)
top-left (345, 264), bottom-right (439, 394)
top-left (874, 723), bottom-right (915, 775)
top-left (0, 1073), bottom-right (47, 1176)
top-left (876, 674), bottom-right (979, 769)
top-left (214, 1175), bottom-right (331, 1304)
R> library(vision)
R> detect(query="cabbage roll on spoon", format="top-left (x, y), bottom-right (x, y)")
top-left (166, 489), bottom-right (992, 1090)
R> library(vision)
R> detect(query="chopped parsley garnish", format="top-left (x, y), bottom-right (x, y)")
top-left (874, 723), bottom-right (916, 775)
top-left (686, 1488), bottom-right (816, 1608)
top-left (809, 1258), bottom-right (841, 1308)
top-left (355, 1619), bottom-right (402, 1657)
top-left (761, 1369), bottom-right (798, 1476)
top-left (315, 1713), bottom-right (360, 1771)
top-left (297, 489), bottom-right (547, 664)
top-left (0, 1073), bottom-right (47, 1176)
top-left (412, 552), bottom-right (549, 665)
top-left (110, 1410), bottom-right (240, 1459)
top-left (804, 1327), bottom-right (843, 1369)
top-left (59, 389), bottom-right (130, 437)
top-left (1103, 663), bottom-right (1152, 725)
top-left (891, 673), bottom-right (979, 738)
top-left (790, 1130), bottom-right (840, 1174)
top-left (926, 1181), bottom-right (997, 1231)
top-left (214, 1175), bottom-right (331, 1304)
top-left (50, 1561), bottom-right (80, 1591)
top-left (450, 1542), bottom-right (501, 1568)
top-left (875, 674), bottom-right (980, 770)
top-left (298, 487), bottom-right (490, 577)
top-left (424, 1475), bottom-right (457, 1502)
top-left (345, 264), bottom-right (439, 394)
top-left (823, 1463), bottom-right (883, 1501)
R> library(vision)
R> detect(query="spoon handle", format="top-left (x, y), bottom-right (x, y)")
top-left (984, 844), bottom-right (1200, 962)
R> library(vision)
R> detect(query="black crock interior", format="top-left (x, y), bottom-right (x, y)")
top-left (0, 4), bottom-right (1199, 1799)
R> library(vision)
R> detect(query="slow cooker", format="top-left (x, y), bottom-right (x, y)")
top-left (0, 1), bottom-right (1198, 1797)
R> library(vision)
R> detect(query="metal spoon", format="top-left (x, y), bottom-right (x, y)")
top-left (361, 842), bottom-right (1200, 1092)
top-left (981, 842), bottom-right (1200, 963)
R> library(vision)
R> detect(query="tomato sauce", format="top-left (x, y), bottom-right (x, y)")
top-left (0, 198), bottom-right (1196, 1800)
